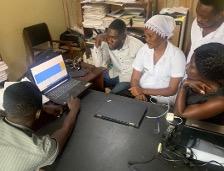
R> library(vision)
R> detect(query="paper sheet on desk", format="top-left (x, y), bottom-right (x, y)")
top-left (0, 78), bottom-right (49, 110)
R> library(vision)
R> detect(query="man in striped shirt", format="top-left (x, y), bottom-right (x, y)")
top-left (0, 81), bottom-right (80, 171)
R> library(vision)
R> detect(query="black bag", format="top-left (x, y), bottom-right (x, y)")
top-left (60, 29), bottom-right (84, 47)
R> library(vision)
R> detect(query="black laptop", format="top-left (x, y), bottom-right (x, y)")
top-left (30, 54), bottom-right (91, 105)
top-left (95, 98), bottom-right (147, 128)
top-left (185, 119), bottom-right (224, 135)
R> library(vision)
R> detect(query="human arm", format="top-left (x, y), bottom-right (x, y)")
top-left (142, 77), bottom-right (182, 96)
top-left (129, 69), bottom-right (148, 101)
top-left (129, 46), bottom-right (145, 96)
top-left (174, 79), bottom-right (224, 120)
top-left (174, 79), bottom-right (209, 116)
top-left (42, 104), bottom-right (63, 117)
top-left (95, 33), bottom-right (107, 48)
top-left (130, 75), bottom-right (182, 96)
top-left (92, 33), bottom-right (110, 68)
top-left (50, 97), bottom-right (80, 153)
top-left (129, 69), bottom-right (143, 96)
top-left (135, 94), bottom-right (148, 101)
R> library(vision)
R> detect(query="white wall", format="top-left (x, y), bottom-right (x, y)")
top-left (0, 0), bottom-right (66, 80)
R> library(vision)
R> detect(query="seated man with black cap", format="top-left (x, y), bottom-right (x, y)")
top-left (0, 81), bottom-right (80, 171)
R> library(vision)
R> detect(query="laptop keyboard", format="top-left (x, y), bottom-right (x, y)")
top-left (47, 79), bottom-right (81, 99)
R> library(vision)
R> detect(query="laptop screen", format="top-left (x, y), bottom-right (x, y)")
top-left (30, 55), bottom-right (68, 92)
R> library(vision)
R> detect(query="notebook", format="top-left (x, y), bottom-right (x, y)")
top-left (30, 55), bottom-right (91, 105)
top-left (95, 98), bottom-right (147, 128)
top-left (185, 119), bottom-right (224, 135)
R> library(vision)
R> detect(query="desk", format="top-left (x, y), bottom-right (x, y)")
top-left (65, 61), bottom-right (105, 91)
top-left (41, 90), bottom-right (222, 171)
top-left (78, 62), bottom-right (105, 91)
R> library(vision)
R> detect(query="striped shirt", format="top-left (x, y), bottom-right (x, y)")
top-left (0, 117), bottom-right (59, 171)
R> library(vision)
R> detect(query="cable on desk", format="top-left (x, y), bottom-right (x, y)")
top-left (145, 97), bottom-right (170, 119)
top-left (128, 155), bottom-right (157, 171)
top-left (167, 116), bottom-right (183, 126)
top-left (158, 138), bottom-right (224, 169)
top-left (128, 155), bottom-right (157, 166)
top-left (189, 160), bottom-right (224, 168)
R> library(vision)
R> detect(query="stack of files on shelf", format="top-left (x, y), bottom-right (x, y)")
top-left (131, 16), bottom-right (145, 27)
top-left (81, 0), bottom-right (105, 3)
top-left (107, 9), bottom-right (124, 18)
top-left (82, 0), bottom-right (136, 4)
top-left (124, 7), bottom-right (144, 15)
top-left (160, 7), bottom-right (188, 15)
top-left (105, 0), bottom-right (136, 3)
top-left (82, 4), bottom-right (110, 29)
top-left (160, 7), bottom-right (188, 49)
top-left (103, 16), bottom-right (116, 28)
top-left (117, 7), bottom-right (144, 27)
top-left (0, 61), bottom-right (8, 83)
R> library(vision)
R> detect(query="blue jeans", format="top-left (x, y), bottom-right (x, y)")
top-left (111, 82), bottom-right (130, 94)
top-left (103, 71), bottom-right (119, 88)
top-left (103, 71), bottom-right (130, 94)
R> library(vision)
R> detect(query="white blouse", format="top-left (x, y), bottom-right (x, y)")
top-left (133, 42), bottom-right (186, 89)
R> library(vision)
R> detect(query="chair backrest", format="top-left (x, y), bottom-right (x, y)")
top-left (23, 23), bottom-right (52, 46)
top-left (23, 23), bottom-right (53, 57)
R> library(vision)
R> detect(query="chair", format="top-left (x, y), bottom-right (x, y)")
top-left (23, 23), bottom-right (83, 62)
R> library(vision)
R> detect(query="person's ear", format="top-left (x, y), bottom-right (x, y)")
top-left (221, 11), bottom-right (224, 18)
top-left (217, 11), bottom-right (224, 20)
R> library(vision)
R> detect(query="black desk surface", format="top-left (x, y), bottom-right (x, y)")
top-left (41, 90), bottom-right (222, 171)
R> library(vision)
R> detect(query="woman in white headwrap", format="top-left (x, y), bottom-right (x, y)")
top-left (129, 15), bottom-right (186, 104)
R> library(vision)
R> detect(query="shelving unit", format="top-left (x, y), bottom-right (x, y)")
top-left (159, 7), bottom-right (188, 50)
top-left (80, 0), bottom-right (153, 39)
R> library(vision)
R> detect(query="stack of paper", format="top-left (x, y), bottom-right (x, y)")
top-left (102, 16), bottom-right (115, 28)
top-left (107, 9), bottom-right (124, 18)
top-left (160, 7), bottom-right (189, 15)
top-left (131, 16), bottom-right (145, 27)
top-left (105, 0), bottom-right (136, 3)
top-left (119, 7), bottom-right (144, 27)
top-left (0, 61), bottom-right (8, 83)
top-left (81, 0), bottom-right (105, 2)
top-left (82, 4), bottom-right (110, 29)
top-left (124, 7), bottom-right (144, 15)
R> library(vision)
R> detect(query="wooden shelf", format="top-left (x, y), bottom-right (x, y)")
top-left (81, 0), bottom-right (142, 7)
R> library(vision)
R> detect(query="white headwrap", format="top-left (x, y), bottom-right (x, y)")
top-left (144, 15), bottom-right (176, 39)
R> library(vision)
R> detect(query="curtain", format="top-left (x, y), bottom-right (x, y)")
top-left (61, 0), bottom-right (83, 30)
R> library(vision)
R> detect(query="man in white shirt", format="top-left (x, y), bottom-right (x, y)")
top-left (187, 0), bottom-right (224, 63)
top-left (93, 19), bottom-right (144, 93)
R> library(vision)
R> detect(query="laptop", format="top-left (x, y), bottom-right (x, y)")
top-left (95, 98), bottom-right (147, 128)
top-left (185, 119), bottom-right (224, 135)
top-left (170, 124), bottom-right (224, 166)
top-left (30, 55), bottom-right (91, 105)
